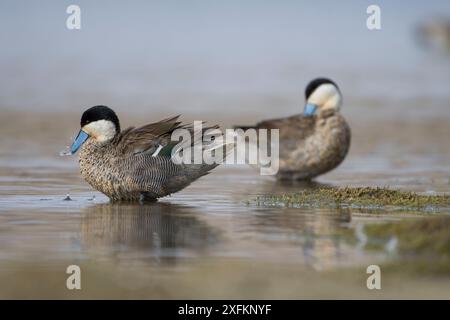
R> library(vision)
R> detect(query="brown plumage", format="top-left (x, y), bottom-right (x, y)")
top-left (115, 116), bottom-right (186, 155)
top-left (234, 78), bottom-right (351, 180)
top-left (70, 107), bottom-right (224, 202)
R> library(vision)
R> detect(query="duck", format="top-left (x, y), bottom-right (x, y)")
top-left (68, 105), bottom-right (225, 202)
top-left (234, 78), bottom-right (351, 180)
top-left (416, 17), bottom-right (450, 55)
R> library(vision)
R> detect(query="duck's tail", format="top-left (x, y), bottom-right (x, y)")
top-left (169, 125), bottom-right (235, 169)
top-left (164, 132), bottom-right (235, 194)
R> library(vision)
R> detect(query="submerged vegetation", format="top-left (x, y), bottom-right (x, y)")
top-left (255, 187), bottom-right (450, 211)
top-left (365, 217), bottom-right (450, 257)
top-left (365, 216), bottom-right (450, 273)
top-left (255, 187), bottom-right (450, 272)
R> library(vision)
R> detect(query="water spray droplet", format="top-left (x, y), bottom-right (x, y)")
top-left (59, 146), bottom-right (72, 157)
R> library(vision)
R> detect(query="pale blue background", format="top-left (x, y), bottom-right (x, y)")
top-left (0, 0), bottom-right (449, 113)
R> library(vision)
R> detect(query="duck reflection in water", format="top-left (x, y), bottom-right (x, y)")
top-left (80, 202), bottom-right (220, 263)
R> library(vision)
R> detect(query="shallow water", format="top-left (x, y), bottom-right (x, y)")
top-left (1, 0), bottom-right (450, 299)
top-left (0, 110), bottom-right (449, 299)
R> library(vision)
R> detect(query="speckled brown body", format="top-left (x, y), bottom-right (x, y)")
top-left (79, 139), bottom-right (216, 202)
top-left (256, 110), bottom-right (351, 180)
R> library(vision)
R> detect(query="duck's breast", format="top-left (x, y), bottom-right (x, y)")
top-left (79, 141), bottom-right (133, 199)
top-left (281, 114), bottom-right (350, 177)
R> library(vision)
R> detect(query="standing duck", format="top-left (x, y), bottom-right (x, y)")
top-left (68, 106), bottom-right (225, 201)
top-left (234, 78), bottom-right (351, 180)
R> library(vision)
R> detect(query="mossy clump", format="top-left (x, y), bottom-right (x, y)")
top-left (255, 187), bottom-right (450, 211)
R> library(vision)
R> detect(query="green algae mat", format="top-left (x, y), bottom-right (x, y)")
top-left (255, 187), bottom-right (450, 212)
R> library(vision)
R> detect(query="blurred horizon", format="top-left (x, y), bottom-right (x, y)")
top-left (1, 0), bottom-right (450, 117)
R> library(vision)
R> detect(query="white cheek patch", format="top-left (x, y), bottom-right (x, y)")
top-left (83, 120), bottom-right (116, 142)
top-left (307, 84), bottom-right (342, 110)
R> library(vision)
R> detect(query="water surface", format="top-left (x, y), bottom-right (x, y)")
top-left (0, 112), bottom-right (449, 298)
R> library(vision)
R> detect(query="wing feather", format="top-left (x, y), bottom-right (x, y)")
top-left (113, 115), bottom-right (219, 157)
top-left (235, 114), bottom-right (316, 140)
top-left (113, 115), bottom-right (183, 155)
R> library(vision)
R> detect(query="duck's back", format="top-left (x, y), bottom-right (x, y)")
top-left (256, 113), bottom-right (350, 180)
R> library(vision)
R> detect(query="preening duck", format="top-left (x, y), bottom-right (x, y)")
top-left (234, 78), bottom-right (351, 180)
